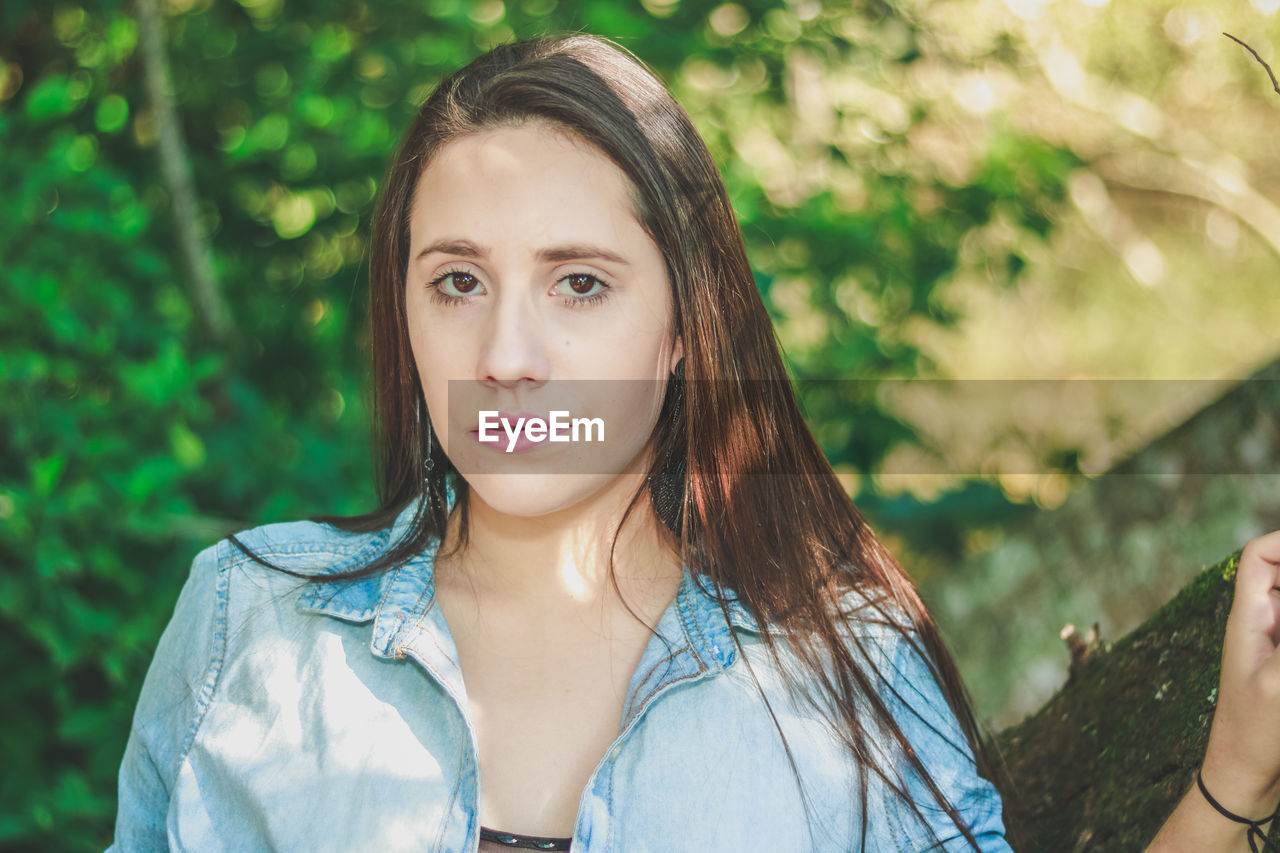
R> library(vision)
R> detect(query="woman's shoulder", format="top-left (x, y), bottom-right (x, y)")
top-left (225, 512), bottom-right (404, 570)
top-left (826, 584), bottom-right (1011, 847)
top-left (828, 582), bottom-right (920, 662)
top-left (157, 508), bottom-right (425, 704)
top-left (167, 504), bottom-right (422, 647)
top-left (727, 578), bottom-right (936, 710)
top-left (209, 500), bottom-right (421, 581)
top-left (720, 575), bottom-right (919, 670)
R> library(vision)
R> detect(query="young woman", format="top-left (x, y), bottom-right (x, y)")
top-left (110, 34), bottom-right (1280, 852)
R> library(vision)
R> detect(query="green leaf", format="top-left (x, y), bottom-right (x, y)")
top-left (94, 94), bottom-right (129, 133)
top-left (169, 420), bottom-right (207, 470)
top-left (22, 74), bottom-right (89, 121)
top-left (31, 454), bottom-right (67, 499)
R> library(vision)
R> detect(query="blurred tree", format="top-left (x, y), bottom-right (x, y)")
top-left (136, 0), bottom-right (230, 340)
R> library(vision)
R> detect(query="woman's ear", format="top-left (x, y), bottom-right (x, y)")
top-left (670, 335), bottom-right (684, 375)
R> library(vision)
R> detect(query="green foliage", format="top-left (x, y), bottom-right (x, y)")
top-left (0, 0), bottom-right (1074, 848)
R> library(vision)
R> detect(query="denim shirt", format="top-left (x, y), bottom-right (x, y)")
top-left (109, 500), bottom-right (1012, 852)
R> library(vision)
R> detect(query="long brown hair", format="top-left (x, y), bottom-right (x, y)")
top-left (233, 33), bottom-right (1007, 850)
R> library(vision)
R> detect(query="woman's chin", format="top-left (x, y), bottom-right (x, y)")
top-left (462, 471), bottom-right (645, 520)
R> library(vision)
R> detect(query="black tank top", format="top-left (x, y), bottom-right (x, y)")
top-left (478, 825), bottom-right (573, 850)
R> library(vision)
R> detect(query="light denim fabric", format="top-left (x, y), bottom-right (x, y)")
top-left (109, 499), bottom-right (1013, 852)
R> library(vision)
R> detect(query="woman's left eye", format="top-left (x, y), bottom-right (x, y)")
top-left (553, 273), bottom-right (611, 306)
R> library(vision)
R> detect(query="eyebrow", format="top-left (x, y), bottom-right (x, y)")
top-left (414, 239), bottom-right (631, 267)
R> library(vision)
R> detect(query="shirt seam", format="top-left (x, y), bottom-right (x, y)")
top-left (371, 558), bottom-right (407, 654)
top-left (882, 628), bottom-right (970, 852)
top-left (171, 539), bottom-right (233, 787)
top-left (675, 582), bottom-right (712, 670)
top-left (605, 745), bottom-right (616, 853)
top-left (624, 645), bottom-right (685, 719)
top-left (403, 558), bottom-right (439, 638)
top-left (431, 758), bottom-right (461, 852)
top-left (223, 542), bottom-right (373, 572)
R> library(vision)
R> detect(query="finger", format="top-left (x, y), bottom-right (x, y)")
top-left (1237, 531), bottom-right (1280, 600)
top-left (1226, 534), bottom-right (1280, 666)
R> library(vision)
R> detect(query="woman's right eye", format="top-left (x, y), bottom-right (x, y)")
top-left (427, 270), bottom-right (485, 303)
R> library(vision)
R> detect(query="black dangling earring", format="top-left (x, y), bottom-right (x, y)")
top-left (669, 358), bottom-right (684, 421)
top-left (650, 358), bottom-right (686, 536)
top-left (417, 396), bottom-right (434, 499)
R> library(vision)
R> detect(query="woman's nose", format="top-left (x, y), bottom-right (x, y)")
top-left (475, 291), bottom-right (551, 389)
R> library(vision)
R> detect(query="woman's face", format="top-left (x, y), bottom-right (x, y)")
top-left (404, 122), bottom-right (683, 518)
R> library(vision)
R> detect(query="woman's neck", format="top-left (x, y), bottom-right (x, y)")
top-left (433, 474), bottom-right (684, 623)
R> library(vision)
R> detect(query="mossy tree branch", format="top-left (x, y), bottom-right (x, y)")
top-left (995, 550), bottom-right (1280, 852)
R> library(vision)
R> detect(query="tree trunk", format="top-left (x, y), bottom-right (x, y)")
top-left (135, 0), bottom-right (230, 341)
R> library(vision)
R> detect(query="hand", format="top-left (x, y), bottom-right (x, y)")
top-left (1201, 530), bottom-right (1280, 819)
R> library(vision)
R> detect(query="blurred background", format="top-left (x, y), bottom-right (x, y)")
top-left (3, 0), bottom-right (1278, 847)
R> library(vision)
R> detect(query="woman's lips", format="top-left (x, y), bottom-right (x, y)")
top-left (470, 427), bottom-right (546, 453)
top-left (469, 412), bottom-right (549, 454)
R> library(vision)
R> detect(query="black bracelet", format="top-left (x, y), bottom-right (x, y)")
top-left (1196, 770), bottom-right (1280, 853)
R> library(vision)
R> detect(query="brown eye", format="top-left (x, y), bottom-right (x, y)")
top-left (426, 269), bottom-right (486, 305)
top-left (431, 270), bottom-right (485, 296)
top-left (552, 272), bottom-right (611, 308)
top-left (448, 272), bottom-right (480, 294)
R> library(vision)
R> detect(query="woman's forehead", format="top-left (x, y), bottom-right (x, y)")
top-left (416, 124), bottom-right (627, 198)
top-left (408, 123), bottom-right (647, 252)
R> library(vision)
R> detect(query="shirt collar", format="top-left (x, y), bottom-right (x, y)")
top-left (294, 497), bottom-right (775, 668)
